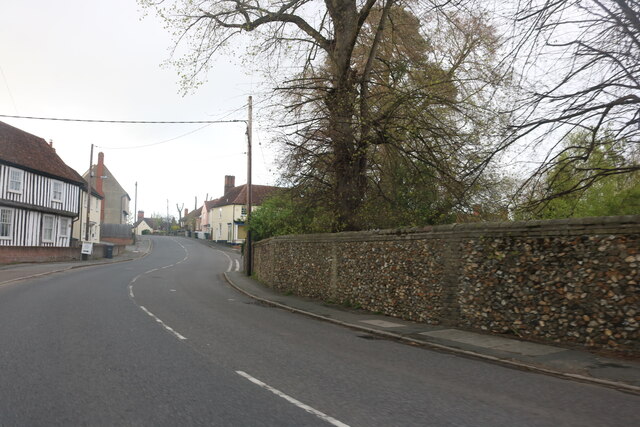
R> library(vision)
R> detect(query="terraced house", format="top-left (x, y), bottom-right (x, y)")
top-left (0, 121), bottom-right (84, 248)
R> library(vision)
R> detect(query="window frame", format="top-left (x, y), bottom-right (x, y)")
top-left (8, 168), bottom-right (24, 194)
top-left (0, 207), bottom-right (13, 240)
top-left (59, 217), bottom-right (70, 238)
top-left (42, 215), bottom-right (55, 243)
top-left (51, 180), bottom-right (64, 203)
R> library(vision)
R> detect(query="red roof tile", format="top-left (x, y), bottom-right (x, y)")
top-left (0, 121), bottom-right (85, 185)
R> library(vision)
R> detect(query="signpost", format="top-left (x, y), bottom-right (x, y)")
top-left (81, 242), bottom-right (93, 256)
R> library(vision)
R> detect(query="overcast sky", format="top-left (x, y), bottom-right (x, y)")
top-left (0, 0), bottom-right (277, 219)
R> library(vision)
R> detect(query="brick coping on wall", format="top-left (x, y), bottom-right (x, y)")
top-left (255, 215), bottom-right (640, 245)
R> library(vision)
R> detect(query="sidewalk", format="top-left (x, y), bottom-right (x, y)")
top-left (224, 271), bottom-right (640, 394)
top-left (0, 237), bottom-right (152, 286)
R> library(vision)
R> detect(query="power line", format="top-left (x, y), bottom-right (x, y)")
top-left (0, 113), bottom-right (246, 124)
top-left (97, 122), bottom-right (216, 150)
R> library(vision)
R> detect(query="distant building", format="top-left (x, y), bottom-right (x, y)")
top-left (132, 211), bottom-right (166, 235)
top-left (0, 121), bottom-right (84, 247)
top-left (208, 175), bottom-right (280, 244)
top-left (83, 152), bottom-right (130, 225)
top-left (182, 207), bottom-right (202, 234)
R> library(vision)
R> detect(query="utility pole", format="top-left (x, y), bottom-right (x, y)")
top-left (246, 95), bottom-right (253, 275)
top-left (134, 181), bottom-right (138, 222)
top-left (83, 143), bottom-right (94, 260)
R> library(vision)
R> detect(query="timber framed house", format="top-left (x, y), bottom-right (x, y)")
top-left (0, 121), bottom-right (84, 247)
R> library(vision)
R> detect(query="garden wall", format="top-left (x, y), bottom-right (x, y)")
top-left (253, 216), bottom-right (640, 353)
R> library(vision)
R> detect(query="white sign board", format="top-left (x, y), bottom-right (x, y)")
top-left (81, 242), bottom-right (93, 255)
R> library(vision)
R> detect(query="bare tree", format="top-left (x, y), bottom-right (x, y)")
top-left (140, 0), bottom-right (510, 230)
top-left (507, 0), bottom-right (640, 207)
top-left (176, 203), bottom-right (184, 227)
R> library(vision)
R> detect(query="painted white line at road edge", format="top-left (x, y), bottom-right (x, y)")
top-left (236, 371), bottom-right (350, 427)
top-left (217, 250), bottom-right (233, 272)
top-left (235, 259), bottom-right (240, 272)
top-left (139, 306), bottom-right (187, 340)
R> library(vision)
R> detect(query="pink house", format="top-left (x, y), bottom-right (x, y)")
top-left (198, 198), bottom-right (218, 239)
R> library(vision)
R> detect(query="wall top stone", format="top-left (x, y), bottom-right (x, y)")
top-left (254, 215), bottom-right (640, 246)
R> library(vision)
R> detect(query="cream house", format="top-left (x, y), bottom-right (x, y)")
top-left (73, 188), bottom-right (104, 243)
top-left (133, 219), bottom-right (154, 235)
top-left (208, 175), bottom-right (279, 244)
top-left (132, 211), bottom-right (161, 235)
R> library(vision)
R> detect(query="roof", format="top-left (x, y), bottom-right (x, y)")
top-left (184, 207), bottom-right (202, 220)
top-left (83, 164), bottom-right (130, 199)
top-left (204, 198), bottom-right (220, 210)
top-left (210, 184), bottom-right (280, 208)
top-left (0, 121), bottom-right (85, 185)
top-left (133, 217), bottom-right (163, 229)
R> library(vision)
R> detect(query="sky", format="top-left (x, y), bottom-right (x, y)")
top-left (0, 0), bottom-right (278, 219)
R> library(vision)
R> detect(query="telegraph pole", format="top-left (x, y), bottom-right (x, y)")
top-left (134, 181), bottom-right (138, 222)
top-left (82, 143), bottom-right (94, 260)
top-left (246, 95), bottom-right (253, 276)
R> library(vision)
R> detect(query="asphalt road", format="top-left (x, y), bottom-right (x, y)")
top-left (0, 236), bottom-right (638, 426)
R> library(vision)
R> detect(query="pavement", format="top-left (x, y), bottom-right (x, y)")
top-left (2, 236), bottom-right (638, 395)
top-left (0, 237), bottom-right (152, 287)
top-left (223, 271), bottom-right (640, 395)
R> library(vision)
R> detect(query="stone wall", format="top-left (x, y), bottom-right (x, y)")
top-left (253, 216), bottom-right (640, 353)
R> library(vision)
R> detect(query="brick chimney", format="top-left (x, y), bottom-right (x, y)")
top-left (138, 210), bottom-right (144, 220)
top-left (184, 208), bottom-right (189, 217)
top-left (224, 175), bottom-right (235, 195)
top-left (97, 152), bottom-right (105, 222)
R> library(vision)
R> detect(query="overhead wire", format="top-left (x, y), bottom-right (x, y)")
top-left (0, 113), bottom-right (244, 124)
top-left (0, 103), bottom-right (250, 150)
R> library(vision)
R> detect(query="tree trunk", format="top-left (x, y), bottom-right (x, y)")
top-left (326, 1), bottom-right (368, 231)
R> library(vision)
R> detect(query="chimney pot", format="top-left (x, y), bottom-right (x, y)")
top-left (138, 210), bottom-right (144, 220)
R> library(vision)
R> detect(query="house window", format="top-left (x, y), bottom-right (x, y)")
top-left (52, 180), bottom-right (63, 202)
top-left (59, 217), bottom-right (70, 238)
top-left (43, 215), bottom-right (55, 242)
top-left (0, 208), bottom-right (13, 239)
top-left (241, 206), bottom-right (247, 216)
top-left (8, 168), bottom-right (24, 194)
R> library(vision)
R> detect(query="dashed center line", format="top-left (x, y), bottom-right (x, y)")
top-left (139, 306), bottom-right (187, 340)
top-left (236, 371), bottom-right (349, 427)
top-left (128, 238), bottom-right (191, 341)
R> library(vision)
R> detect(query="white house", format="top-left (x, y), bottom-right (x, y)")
top-left (0, 121), bottom-right (84, 247)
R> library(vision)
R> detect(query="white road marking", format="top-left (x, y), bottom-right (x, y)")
top-left (172, 238), bottom-right (189, 264)
top-left (217, 250), bottom-right (234, 272)
top-left (139, 306), bottom-right (187, 340)
top-left (235, 259), bottom-right (240, 272)
top-left (128, 238), bottom-right (191, 341)
top-left (235, 371), bottom-right (350, 427)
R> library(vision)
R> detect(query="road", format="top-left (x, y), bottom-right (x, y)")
top-left (0, 236), bottom-right (637, 426)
